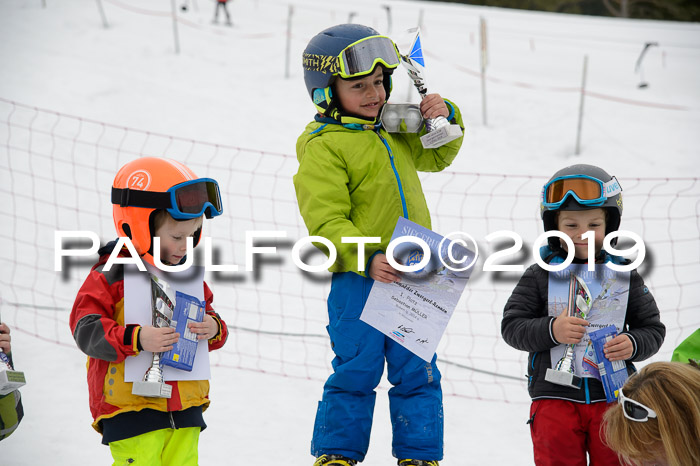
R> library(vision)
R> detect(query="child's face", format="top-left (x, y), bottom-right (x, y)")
top-left (334, 66), bottom-right (386, 119)
top-left (556, 208), bottom-right (607, 260)
top-left (154, 215), bottom-right (201, 265)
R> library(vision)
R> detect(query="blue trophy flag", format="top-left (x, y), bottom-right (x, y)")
top-left (408, 30), bottom-right (425, 67)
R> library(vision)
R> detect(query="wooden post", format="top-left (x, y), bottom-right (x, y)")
top-left (95, 0), bottom-right (109, 28)
top-left (382, 5), bottom-right (392, 33)
top-left (575, 55), bottom-right (588, 155)
top-left (170, 0), bottom-right (181, 54)
top-left (479, 16), bottom-right (488, 126)
top-left (285, 5), bottom-right (294, 79)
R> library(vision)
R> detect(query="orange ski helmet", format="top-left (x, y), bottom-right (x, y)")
top-left (111, 157), bottom-right (223, 265)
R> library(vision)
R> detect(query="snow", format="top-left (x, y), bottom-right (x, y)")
top-left (1, 0), bottom-right (699, 464)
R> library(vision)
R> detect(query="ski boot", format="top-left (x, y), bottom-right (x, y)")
top-left (398, 460), bottom-right (440, 466)
top-left (313, 454), bottom-right (358, 466)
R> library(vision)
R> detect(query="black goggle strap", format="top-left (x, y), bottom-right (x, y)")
top-left (112, 187), bottom-right (171, 210)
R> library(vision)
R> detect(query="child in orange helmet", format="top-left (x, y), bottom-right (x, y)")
top-left (69, 157), bottom-right (228, 465)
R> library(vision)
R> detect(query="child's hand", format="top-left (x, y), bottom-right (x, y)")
top-left (139, 326), bottom-right (179, 353)
top-left (0, 322), bottom-right (11, 353)
top-left (188, 314), bottom-right (219, 340)
top-left (369, 253), bottom-right (401, 283)
top-left (552, 308), bottom-right (589, 344)
top-left (604, 334), bottom-right (633, 361)
top-left (420, 93), bottom-right (449, 120)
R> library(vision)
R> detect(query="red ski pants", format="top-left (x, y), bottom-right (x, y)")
top-left (529, 399), bottom-right (620, 466)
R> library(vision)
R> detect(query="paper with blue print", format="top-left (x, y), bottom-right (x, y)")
top-left (360, 217), bottom-right (474, 362)
top-left (548, 264), bottom-right (630, 378)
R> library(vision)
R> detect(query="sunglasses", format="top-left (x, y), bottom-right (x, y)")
top-left (112, 178), bottom-right (223, 220)
top-left (618, 387), bottom-right (657, 422)
top-left (542, 174), bottom-right (622, 210)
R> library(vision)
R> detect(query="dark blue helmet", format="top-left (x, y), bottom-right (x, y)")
top-left (302, 24), bottom-right (399, 119)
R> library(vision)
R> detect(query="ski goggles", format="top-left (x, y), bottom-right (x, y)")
top-left (542, 174), bottom-right (622, 210)
top-left (340, 36), bottom-right (400, 78)
top-left (112, 178), bottom-right (223, 220)
top-left (618, 387), bottom-right (657, 422)
top-left (303, 36), bottom-right (400, 79)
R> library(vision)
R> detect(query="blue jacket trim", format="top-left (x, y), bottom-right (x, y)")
top-left (377, 131), bottom-right (408, 219)
top-left (366, 250), bottom-right (384, 276)
top-left (310, 123), bottom-right (328, 135)
top-left (445, 100), bottom-right (455, 122)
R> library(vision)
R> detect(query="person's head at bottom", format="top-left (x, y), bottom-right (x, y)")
top-left (602, 361), bottom-right (700, 466)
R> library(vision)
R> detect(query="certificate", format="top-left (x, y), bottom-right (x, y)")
top-left (124, 263), bottom-right (211, 381)
top-left (547, 264), bottom-right (630, 378)
top-left (360, 217), bottom-right (474, 361)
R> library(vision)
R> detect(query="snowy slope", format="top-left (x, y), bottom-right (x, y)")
top-left (0, 0), bottom-right (699, 465)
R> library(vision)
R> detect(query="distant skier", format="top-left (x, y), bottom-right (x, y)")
top-left (213, 0), bottom-right (232, 26)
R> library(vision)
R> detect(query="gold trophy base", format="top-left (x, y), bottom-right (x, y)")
top-left (420, 124), bottom-right (463, 149)
top-left (0, 369), bottom-right (26, 395)
top-left (132, 380), bottom-right (172, 398)
top-left (545, 367), bottom-right (582, 389)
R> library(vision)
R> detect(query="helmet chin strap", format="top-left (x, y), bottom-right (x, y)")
top-left (321, 69), bottom-right (393, 126)
top-left (333, 107), bottom-right (381, 126)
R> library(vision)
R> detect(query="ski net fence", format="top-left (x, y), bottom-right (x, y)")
top-left (1, 97), bottom-right (698, 403)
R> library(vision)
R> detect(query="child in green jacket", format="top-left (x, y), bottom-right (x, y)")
top-left (294, 24), bottom-right (464, 466)
top-left (0, 322), bottom-right (24, 441)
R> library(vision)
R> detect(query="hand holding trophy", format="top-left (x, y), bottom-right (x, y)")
top-left (0, 314), bottom-right (26, 396)
top-left (398, 29), bottom-right (463, 149)
top-left (131, 275), bottom-right (175, 398)
top-left (545, 272), bottom-right (592, 389)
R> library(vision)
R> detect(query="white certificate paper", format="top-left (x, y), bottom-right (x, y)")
top-left (360, 217), bottom-right (474, 362)
top-left (124, 263), bottom-right (211, 381)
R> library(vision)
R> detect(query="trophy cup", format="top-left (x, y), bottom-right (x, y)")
top-left (0, 350), bottom-right (25, 396)
top-left (399, 29), bottom-right (463, 149)
top-left (545, 272), bottom-right (592, 389)
top-left (379, 103), bottom-right (424, 133)
top-left (132, 275), bottom-right (174, 398)
top-left (0, 311), bottom-right (26, 396)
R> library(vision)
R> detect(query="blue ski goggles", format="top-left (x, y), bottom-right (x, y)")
top-left (541, 174), bottom-right (622, 210)
top-left (618, 387), bottom-right (657, 422)
top-left (112, 178), bottom-right (223, 220)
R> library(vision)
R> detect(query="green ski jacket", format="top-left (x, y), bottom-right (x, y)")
top-left (294, 101), bottom-right (464, 276)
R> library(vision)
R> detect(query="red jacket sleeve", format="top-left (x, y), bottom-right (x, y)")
top-left (69, 263), bottom-right (139, 362)
top-left (203, 281), bottom-right (228, 350)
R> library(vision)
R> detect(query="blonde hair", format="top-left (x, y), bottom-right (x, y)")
top-left (602, 362), bottom-right (700, 466)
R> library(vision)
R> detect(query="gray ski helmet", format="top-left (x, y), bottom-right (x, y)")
top-left (302, 24), bottom-right (396, 117)
top-left (541, 164), bottom-right (623, 249)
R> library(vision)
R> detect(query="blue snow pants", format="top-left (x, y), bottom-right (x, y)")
top-left (311, 272), bottom-right (443, 462)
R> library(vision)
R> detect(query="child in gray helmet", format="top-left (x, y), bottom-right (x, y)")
top-left (501, 164), bottom-right (665, 466)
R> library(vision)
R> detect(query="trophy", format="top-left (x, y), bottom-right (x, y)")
top-left (398, 29), bottom-right (463, 149)
top-left (0, 311), bottom-right (26, 396)
top-left (379, 103), bottom-right (424, 133)
top-left (132, 275), bottom-right (174, 398)
top-left (545, 272), bottom-right (592, 389)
